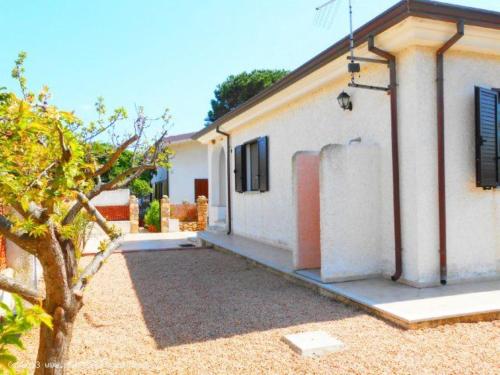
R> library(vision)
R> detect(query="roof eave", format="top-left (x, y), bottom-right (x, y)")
top-left (193, 0), bottom-right (500, 141)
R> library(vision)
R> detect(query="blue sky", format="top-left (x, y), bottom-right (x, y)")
top-left (2, 0), bottom-right (499, 139)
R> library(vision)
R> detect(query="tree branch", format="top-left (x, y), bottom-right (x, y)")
top-left (93, 135), bottom-right (138, 177)
top-left (63, 129), bottom-right (167, 227)
top-left (72, 237), bottom-right (122, 292)
top-left (75, 192), bottom-right (119, 240)
top-left (62, 163), bottom-right (151, 226)
top-left (11, 202), bottom-right (49, 224)
top-left (84, 116), bottom-right (125, 142)
top-left (0, 273), bottom-right (44, 304)
top-left (0, 215), bottom-right (38, 255)
top-left (61, 200), bottom-right (84, 227)
top-left (115, 165), bottom-right (156, 189)
top-left (56, 126), bottom-right (71, 163)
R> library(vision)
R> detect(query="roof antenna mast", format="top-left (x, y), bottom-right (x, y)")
top-left (315, 0), bottom-right (359, 81)
top-left (347, 0), bottom-right (359, 84)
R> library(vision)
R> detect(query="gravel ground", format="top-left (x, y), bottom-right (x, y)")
top-left (16, 249), bottom-right (499, 374)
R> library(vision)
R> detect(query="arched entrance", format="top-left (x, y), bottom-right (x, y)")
top-left (218, 148), bottom-right (227, 208)
top-left (210, 146), bottom-right (227, 229)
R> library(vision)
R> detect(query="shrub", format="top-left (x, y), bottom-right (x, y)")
top-left (144, 200), bottom-right (160, 231)
top-left (0, 295), bottom-right (52, 373)
top-left (130, 179), bottom-right (152, 198)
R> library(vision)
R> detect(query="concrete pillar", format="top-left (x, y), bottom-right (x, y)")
top-left (160, 195), bottom-right (170, 233)
top-left (129, 195), bottom-right (139, 233)
top-left (319, 143), bottom-right (381, 283)
top-left (196, 195), bottom-right (208, 231)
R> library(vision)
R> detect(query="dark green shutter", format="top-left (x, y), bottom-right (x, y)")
top-left (162, 180), bottom-right (169, 197)
top-left (258, 136), bottom-right (269, 192)
top-left (475, 86), bottom-right (499, 188)
top-left (234, 145), bottom-right (246, 193)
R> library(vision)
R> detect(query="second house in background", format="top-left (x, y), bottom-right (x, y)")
top-left (151, 132), bottom-right (208, 203)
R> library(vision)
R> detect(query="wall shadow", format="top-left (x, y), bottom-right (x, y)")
top-left (123, 249), bottom-right (360, 349)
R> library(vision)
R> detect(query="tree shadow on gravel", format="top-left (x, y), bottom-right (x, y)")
top-left (123, 249), bottom-right (361, 349)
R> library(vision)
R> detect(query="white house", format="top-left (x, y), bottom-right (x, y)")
top-left (0, 207), bottom-right (41, 309)
top-left (152, 132), bottom-right (208, 204)
top-left (193, 0), bottom-right (500, 288)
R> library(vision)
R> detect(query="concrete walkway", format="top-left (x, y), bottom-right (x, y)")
top-left (84, 227), bottom-right (199, 255)
top-left (118, 232), bottom-right (200, 252)
top-left (199, 231), bottom-right (500, 328)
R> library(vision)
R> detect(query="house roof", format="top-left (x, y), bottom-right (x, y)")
top-left (164, 131), bottom-right (198, 145)
top-left (193, 0), bottom-right (500, 141)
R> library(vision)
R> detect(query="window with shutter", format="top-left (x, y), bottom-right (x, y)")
top-left (475, 86), bottom-right (499, 189)
top-left (234, 136), bottom-right (270, 193)
top-left (234, 145), bottom-right (246, 193)
top-left (258, 136), bottom-right (269, 192)
top-left (248, 141), bottom-right (259, 191)
top-left (162, 180), bottom-right (169, 197)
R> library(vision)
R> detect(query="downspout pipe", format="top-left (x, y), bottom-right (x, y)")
top-left (368, 35), bottom-right (403, 281)
top-left (216, 126), bottom-right (232, 235)
top-left (436, 21), bottom-right (464, 285)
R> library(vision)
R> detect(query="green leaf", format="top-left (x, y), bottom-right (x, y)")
top-left (0, 353), bottom-right (17, 368)
top-left (1, 334), bottom-right (24, 350)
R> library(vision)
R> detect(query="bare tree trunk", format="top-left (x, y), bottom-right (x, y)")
top-left (35, 304), bottom-right (76, 375)
top-left (34, 232), bottom-right (81, 375)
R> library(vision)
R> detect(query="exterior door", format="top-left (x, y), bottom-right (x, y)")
top-left (294, 152), bottom-right (321, 269)
top-left (194, 179), bottom-right (209, 201)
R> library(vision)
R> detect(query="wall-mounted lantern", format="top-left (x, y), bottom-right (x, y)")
top-left (337, 91), bottom-right (352, 111)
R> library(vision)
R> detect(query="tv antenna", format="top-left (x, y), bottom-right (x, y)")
top-left (315, 0), bottom-right (359, 82)
top-left (315, 0), bottom-right (390, 92)
top-left (314, 0), bottom-right (341, 29)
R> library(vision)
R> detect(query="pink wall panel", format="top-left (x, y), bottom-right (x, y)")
top-left (296, 153), bottom-right (321, 269)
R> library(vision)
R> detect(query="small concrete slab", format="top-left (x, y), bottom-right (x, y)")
top-left (282, 331), bottom-right (343, 357)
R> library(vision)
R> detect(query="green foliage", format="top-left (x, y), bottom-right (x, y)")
top-left (0, 51), bottom-right (171, 239)
top-left (0, 51), bottom-right (173, 370)
top-left (130, 179), bottom-right (152, 198)
top-left (0, 58), bottom-right (92, 239)
top-left (0, 295), bottom-right (52, 374)
top-left (144, 200), bottom-right (160, 231)
top-left (205, 69), bottom-right (289, 124)
top-left (61, 212), bottom-right (91, 259)
top-left (90, 142), bottom-right (153, 183)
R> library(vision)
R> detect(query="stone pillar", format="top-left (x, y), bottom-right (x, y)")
top-left (129, 195), bottom-right (139, 233)
top-left (196, 195), bottom-right (208, 231)
top-left (160, 195), bottom-right (170, 233)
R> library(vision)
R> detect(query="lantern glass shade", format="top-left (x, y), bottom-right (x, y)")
top-left (337, 91), bottom-right (352, 111)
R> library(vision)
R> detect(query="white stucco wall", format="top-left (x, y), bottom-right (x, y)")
top-left (397, 47), bottom-right (500, 285)
top-left (90, 188), bottom-right (130, 206)
top-left (212, 60), bottom-right (394, 256)
top-left (154, 140), bottom-right (208, 204)
top-left (320, 143), bottom-right (382, 282)
top-left (206, 22), bottom-right (500, 286)
top-left (6, 240), bottom-right (41, 289)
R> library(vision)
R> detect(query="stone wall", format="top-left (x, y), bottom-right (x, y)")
top-left (129, 195), bottom-right (139, 233)
top-left (196, 196), bottom-right (208, 231)
top-left (161, 196), bottom-right (170, 233)
top-left (179, 222), bottom-right (198, 232)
